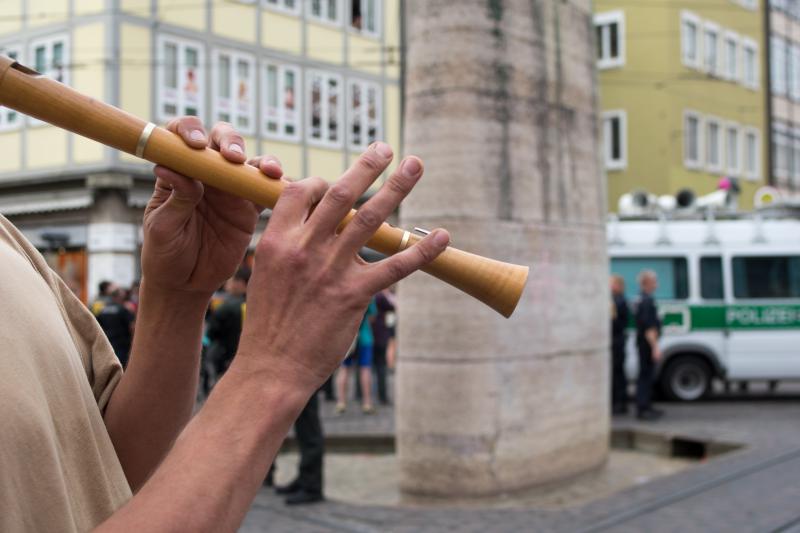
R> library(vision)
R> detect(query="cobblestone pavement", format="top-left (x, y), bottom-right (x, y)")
top-left (242, 382), bottom-right (800, 533)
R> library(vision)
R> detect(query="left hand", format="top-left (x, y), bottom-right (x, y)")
top-left (141, 117), bottom-right (283, 296)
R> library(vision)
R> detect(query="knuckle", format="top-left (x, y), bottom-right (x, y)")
top-left (353, 208), bottom-right (381, 231)
top-left (415, 241), bottom-right (438, 265)
top-left (358, 153), bottom-right (385, 174)
top-left (386, 174), bottom-right (412, 196)
top-left (327, 184), bottom-right (354, 206)
top-left (282, 181), bottom-right (305, 198)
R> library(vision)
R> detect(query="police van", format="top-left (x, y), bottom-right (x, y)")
top-left (608, 188), bottom-right (800, 401)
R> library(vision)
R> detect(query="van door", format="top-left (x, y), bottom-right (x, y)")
top-left (725, 254), bottom-right (800, 380)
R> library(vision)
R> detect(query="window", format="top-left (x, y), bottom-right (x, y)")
top-left (348, 79), bottom-right (381, 149)
top-left (602, 110), bottom-right (627, 170)
top-left (700, 257), bottom-right (724, 300)
top-left (724, 32), bottom-right (739, 81)
top-left (263, 62), bottom-right (301, 141)
top-left (791, 44), bottom-right (800, 100)
top-left (213, 50), bottom-right (255, 134)
top-left (157, 35), bottom-right (205, 122)
top-left (703, 22), bottom-right (720, 75)
top-left (307, 70), bottom-right (343, 146)
top-left (684, 111), bottom-right (703, 169)
top-left (681, 11), bottom-right (701, 68)
top-left (733, 256), bottom-right (800, 299)
top-left (772, 36), bottom-right (788, 95)
top-left (350, 0), bottom-right (380, 37)
top-left (309, 0), bottom-right (341, 24)
top-left (595, 11), bottom-right (625, 69)
top-left (742, 38), bottom-right (758, 89)
top-left (726, 124), bottom-right (740, 175)
top-left (30, 34), bottom-right (68, 84)
top-left (793, 128), bottom-right (800, 186)
top-left (263, 0), bottom-right (300, 14)
top-left (774, 124), bottom-right (791, 179)
top-left (0, 44), bottom-right (21, 131)
top-left (706, 118), bottom-right (723, 171)
top-left (744, 128), bottom-right (759, 180)
top-left (610, 257), bottom-right (689, 301)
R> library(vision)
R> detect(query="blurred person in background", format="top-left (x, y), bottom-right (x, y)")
top-left (372, 287), bottom-right (396, 405)
top-left (96, 286), bottom-right (135, 368)
top-left (634, 270), bottom-right (663, 421)
top-left (336, 298), bottom-right (377, 414)
top-left (206, 266), bottom-right (250, 379)
top-left (91, 279), bottom-right (114, 316)
top-left (610, 275), bottom-right (629, 415)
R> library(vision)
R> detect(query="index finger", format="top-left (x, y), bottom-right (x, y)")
top-left (208, 122), bottom-right (247, 164)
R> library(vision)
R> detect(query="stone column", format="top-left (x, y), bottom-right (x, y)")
top-left (397, 0), bottom-right (609, 496)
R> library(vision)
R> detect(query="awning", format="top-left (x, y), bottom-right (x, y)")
top-left (0, 190), bottom-right (92, 216)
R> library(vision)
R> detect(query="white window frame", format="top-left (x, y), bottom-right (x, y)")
top-left (772, 36), bottom-right (788, 96)
top-left (262, 61), bottom-right (301, 142)
top-left (790, 43), bottom-right (800, 101)
top-left (595, 10), bottom-right (625, 70)
top-left (725, 122), bottom-right (741, 176)
top-left (347, 78), bottom-right (382, 150)
top-left (601, 109), bottom-right (627, 171)
top-left (705, 116), bottom-right (724, 173)
top-left (793, 128), bottom-right (800, 186)
top-left (262, 0), bottom-right (301, 15)
top-left (308, 0), bottom-right (342, 26)
top-left (743, 127), bottom-right (760, 180)
top-left (723, 31), bottom-right (739, 82)
top-left (0, 44), bottom-right (22, 131)
top-left (349, 0), bottom-right (382, 38)
top-left (773, 123), bottom-right (791, 180)
top-left (702, 21), bottom-right (721, 76)
top-left (681, 11), bottom-right (701, 69)
top-left (742, 38), bottom-right (759, 90)
top-left (156, 34), bottom-right (206, 124)
top-left (684, 110), bottom-right (704, 170)
top-left (212, 49), bottom-right (256, 135)
top-left (307, 70), bottom-right (343, 148)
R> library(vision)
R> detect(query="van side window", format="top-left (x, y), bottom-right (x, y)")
top-left (700, 256), bottom-right (724, 299)
top-left (610, 257), bottom-right (689, 300)
top-left (732, 256), bottom-right (800, 299)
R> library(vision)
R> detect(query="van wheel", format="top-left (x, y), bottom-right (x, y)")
top-left (661, 356), bottom-right (712, 402)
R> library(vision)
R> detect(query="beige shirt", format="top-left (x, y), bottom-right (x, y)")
top-left (0, 215), bottom-right (131, 532)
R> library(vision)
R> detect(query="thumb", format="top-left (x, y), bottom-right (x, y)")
top-left (153, 165), bottom-right (204, 213)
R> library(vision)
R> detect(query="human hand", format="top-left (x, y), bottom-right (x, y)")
top-left (233, 143), bottom-right (449, 393)
top-left (652, 345), bottom-right (662, 362)
top-left (141, 117), bottom-right (283, 296)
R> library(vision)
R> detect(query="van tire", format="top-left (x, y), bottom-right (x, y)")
top-left (660, 355), bottom-right (712, 402)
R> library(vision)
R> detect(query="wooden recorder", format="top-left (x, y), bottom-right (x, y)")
top-left (0, 56), bottom-right (528, 317)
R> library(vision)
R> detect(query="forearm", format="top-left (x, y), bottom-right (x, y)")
top-left (96, 363), bottom-right (310, 532)
top-left (104, 279), bottom-right (210, 490)
top-left (646, 328), bottom-right (659, 352)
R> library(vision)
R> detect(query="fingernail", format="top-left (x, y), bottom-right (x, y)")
top-left (400, 157), bottom-right (422, 178)
top-left (229, 143), bottom-right (244, 155)
top-left (371, 142), bottom-right (393, 159)
top-left (433, 230), bottom-right (450, 247)
top-left (190, 130), bottom-right (205, 142)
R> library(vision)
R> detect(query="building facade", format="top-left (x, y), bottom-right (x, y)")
top-left (768, 0), bottom-right (800, 193)
top-left (0, 0), bottom-right (402, 301)
top-left (595, 0), bottom-right (768, 213)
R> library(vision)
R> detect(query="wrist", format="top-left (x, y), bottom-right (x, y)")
top-left (139, 277), bottom-right (212, 312)
top-left (223, 356), bottom-right (314, 414)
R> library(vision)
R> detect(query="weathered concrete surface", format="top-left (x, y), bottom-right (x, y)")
top-left (398, 0), bottom-right (609, 496)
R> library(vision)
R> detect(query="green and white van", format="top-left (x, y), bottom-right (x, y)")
top-left (608, 214), bottom-right (800, 401)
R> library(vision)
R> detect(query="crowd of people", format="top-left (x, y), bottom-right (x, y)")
top-left (89, 265), bottom-right (397, 507)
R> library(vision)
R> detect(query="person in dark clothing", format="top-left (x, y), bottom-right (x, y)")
top-left (634, 270), bottom-right (663, 421)
top-left (273, 393), bottom-right (325, 505)
top-left (610, 275), bottom-right (629, 415)
top-left (206, 267), bottom-right (250, 377)
top-left (371, 287), bottom-right (396, 405)
top-left (96, 286), bottom-right (135, 368)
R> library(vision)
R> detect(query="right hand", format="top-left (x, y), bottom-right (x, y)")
top-left (652, 345), bottom-right (662, 362)
top-left (233, 142), bottom-right (450, 392)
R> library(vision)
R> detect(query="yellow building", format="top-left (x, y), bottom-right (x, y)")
top-left (0, 0), bottom-right (402, 300)
top-left (595, 0), bottom-right (768, 212)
